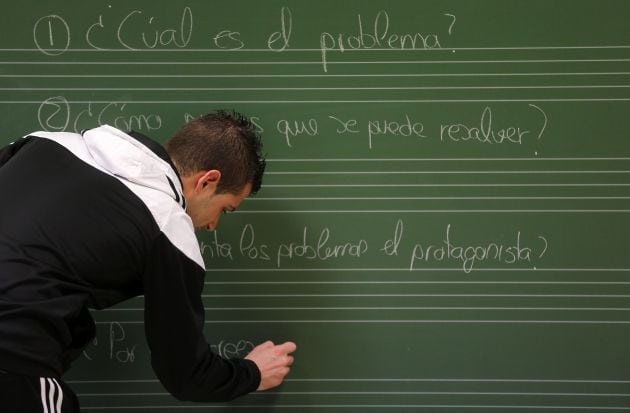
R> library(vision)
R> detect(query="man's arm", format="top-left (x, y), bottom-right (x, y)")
top-left (142, 232), bottom-right (295, 402)
top-left (143, 232), bottom-right (260, 401)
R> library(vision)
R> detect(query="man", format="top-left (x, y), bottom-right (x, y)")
top-left (0, 111), bottom-right (296, 412)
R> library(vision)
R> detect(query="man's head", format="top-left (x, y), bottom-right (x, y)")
top-left (165, 110), bottom-right (265, 231)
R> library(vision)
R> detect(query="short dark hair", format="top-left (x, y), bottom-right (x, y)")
top-left (166, 110), bottom-right (265, 195)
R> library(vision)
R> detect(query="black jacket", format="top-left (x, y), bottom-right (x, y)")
top-left (0, 126), bottom-right (260, 401)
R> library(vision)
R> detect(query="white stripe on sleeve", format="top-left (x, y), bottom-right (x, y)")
top-left (52, 378), bottom-right (63, 413)
top-left (47, 378), bottom-right (56, 413)
top-left (40, 378), bottom-right (49, 413)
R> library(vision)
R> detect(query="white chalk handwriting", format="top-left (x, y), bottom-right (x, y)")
top-left (211, 340), bottom-right (255, 359)
top-left (82, 322), bottom-right (137, 364)
top-left (409, 224), bottom-right (549, 273)
top-left (37, 96), bottom-right (162, 133)
top-left (202, 221), bottom-right (550, 274)
top-left (33, 6), bottom-right (454, 74)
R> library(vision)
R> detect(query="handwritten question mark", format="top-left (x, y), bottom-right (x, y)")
top-left (444, 13), bottom-right (456, 35)
top-left (529, 104), bottom-right (548, 140)
top-left (537, 236), bottom-right (548, 259)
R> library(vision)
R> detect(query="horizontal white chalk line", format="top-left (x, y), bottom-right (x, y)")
top-left (4, 45), bottom-right (630, 52)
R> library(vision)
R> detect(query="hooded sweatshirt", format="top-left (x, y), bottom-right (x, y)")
top-left (0, 125), bottom-right (260, 401)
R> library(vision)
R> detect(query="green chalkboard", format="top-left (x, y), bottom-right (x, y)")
top-left (2, 0), bottom-right (630, 411)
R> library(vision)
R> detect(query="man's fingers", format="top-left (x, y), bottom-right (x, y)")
top-left (246, 340), bottom-right (297, 391)
top-left (277, 341), bottom-right (297, 354)
top-left (260, 340), bottom-right (275, 349)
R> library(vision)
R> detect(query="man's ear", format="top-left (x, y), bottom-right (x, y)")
top-left (194, 169), bottom-right (221, 193)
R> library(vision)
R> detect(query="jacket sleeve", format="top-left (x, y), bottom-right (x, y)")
top-left (142, 232), bottom-right (261, 402)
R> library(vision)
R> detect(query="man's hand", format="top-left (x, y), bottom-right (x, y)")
top-left (245, 341), bottom-right (297, 391)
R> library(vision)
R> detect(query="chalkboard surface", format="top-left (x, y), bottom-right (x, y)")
top-left (2, 0), bottom-right (630, 411)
